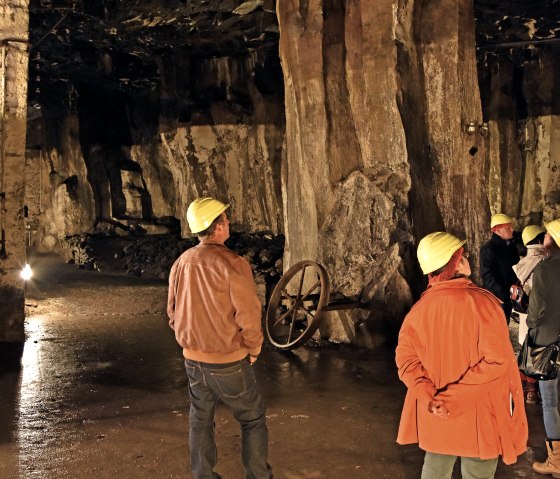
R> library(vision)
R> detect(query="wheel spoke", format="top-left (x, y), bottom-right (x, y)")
top-left (300, 280), bottom-right (321, 302)
top-left (280, 288), bottom-right (295, 300)
top-left (300, 304), bottom-right (316, 321)
top-left (287, 309), bottom-right (298, 344)
top-left (295, 265), bottom-right (307, 298)
top-left (272, 305), bottom-right (296, 328)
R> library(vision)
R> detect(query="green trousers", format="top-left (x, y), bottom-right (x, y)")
top-left (421, 452), bottom-right (498, 479)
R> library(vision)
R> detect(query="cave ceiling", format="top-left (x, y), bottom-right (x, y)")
top-left (475, 0), bottom-right (560, 65)
top-left (29, 0), bottom-right (279, 106)
top-left (28, 0), bottom-right (560, 108)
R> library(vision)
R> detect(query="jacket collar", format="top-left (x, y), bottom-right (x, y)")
top-left (199, 238), bottom-right (226, 246)
top-left (526, 244), bottom-right (545, 256)
top-left (490, 233), bottom-right (509, 245)
top-left (423, 277), bottom-right (474, 295)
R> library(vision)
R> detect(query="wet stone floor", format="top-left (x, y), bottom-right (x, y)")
top-left (0, 254), bottom-right (551, 478)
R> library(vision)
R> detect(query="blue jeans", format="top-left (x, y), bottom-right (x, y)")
top-left (539, 378), bottom-right (560, 439)
top-left (185, 358), bottom-right (272, 479)
top-left (421, 452), bottom-right (498, 479)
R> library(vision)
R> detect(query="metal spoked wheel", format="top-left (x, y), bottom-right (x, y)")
top-left (266, 260), bottom-right (330, 349)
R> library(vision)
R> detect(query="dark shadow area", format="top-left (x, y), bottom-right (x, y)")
top-left (0, 343), bottom-right (23, 444)
top-left (0, 342), bottom-right (23, 371)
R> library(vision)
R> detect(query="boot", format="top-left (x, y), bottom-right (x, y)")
top-left (523, 381), bottom-right (541, 404)
top-left (533, 440), bottom-right (560, 477)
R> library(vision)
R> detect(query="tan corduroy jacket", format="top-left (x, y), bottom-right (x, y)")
top-left (167, 239), bottom-right (263, 363)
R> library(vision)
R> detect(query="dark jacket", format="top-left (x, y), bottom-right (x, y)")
top-left (480, 234), bottom-right (520, 304)
top-left (527, 252), bottom-right (560, 346)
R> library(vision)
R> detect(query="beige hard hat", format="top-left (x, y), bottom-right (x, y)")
top-left (521, 225), bottom-right (546, 246)
top-left (490, 213), bottom-right (514, 229)
top-left (417, 232), bottom-right (466, 275)
top-left (545, 219), bottom-right (560, 246)
top-left (186, 197), bottom-right (229, 234)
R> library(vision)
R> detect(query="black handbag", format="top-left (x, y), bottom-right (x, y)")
top-left (510, 283), bottom-right (529, 314)
top-left (518, 334), bottom-right (560, 380)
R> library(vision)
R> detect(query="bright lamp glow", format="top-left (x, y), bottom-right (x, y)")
top-left (20, 264), bottom-right (33, 281)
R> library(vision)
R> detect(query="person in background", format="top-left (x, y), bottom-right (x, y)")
top-left (167, 197), bottom-right (273, 479)
top-left (480, 213), bottom-right (520, 323)
top-left (396, 231), bottom-right (527, 479)
top-left (512, 225), bottom-right (546, 404)
top-left (526, 219), bottom-right (560, 477)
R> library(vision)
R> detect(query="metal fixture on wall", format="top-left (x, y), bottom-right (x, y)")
top-left (464, 121), bottom-right (477, 134)
top-left (463, 121), bottom-right (490, 137)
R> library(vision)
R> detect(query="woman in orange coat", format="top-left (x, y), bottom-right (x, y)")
top-left (396, 232), bottom-right (528, 478)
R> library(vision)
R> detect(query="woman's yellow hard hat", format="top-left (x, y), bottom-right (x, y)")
top-left (417, 232), bottom-right (466, 275)
top-left (521, 225), bottom-right (546, 246)
top-left (186, 197), bottom-right (230, 234)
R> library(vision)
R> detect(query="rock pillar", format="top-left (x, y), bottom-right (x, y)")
top-left (277, 0), bottom-right (413, 343)
top-left (398, 0), bottom-right (489, 260)
top-left (277, 0), bottom-right (490, 342)
top-left (0, 0), bottom-right (29, 342)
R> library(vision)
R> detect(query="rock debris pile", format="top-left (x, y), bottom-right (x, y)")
top-left (63, 232), bottom-right (285, 303)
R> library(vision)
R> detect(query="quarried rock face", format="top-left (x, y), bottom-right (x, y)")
top-left (33, 113), bottom-right (96, 252)
top-left (278, 1), bottom-right (413, 342)
top-left (277, 0), bottom-right (490, 343)
top-left (31, 52), bottom-right (285, 255)
top-left (143, 122), bottom-right (284, 236)
top-left (0, 0), bottom-right (29, 342)
top-left (397, 0), bottom-right (489, 263)
top-left (481, 50), bottom-right (560, 226)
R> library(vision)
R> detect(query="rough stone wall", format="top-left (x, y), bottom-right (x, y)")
top-left (409, 0), bottom-right (489, 249)
top-left (277, 0), bottom-right (489, 343)
top-left (135, 122), bottom-right (284, 236)
top-left (392, 0), bottom-right (490, 278)
top-left (519, 115), bottom-right (560, 222)
top-left (33, 53), bottom-right (284, 251)
top-left (34, 112), bottom-right (96, 252)
top-left (23, 148), bottom-right (41, 245)
top-left (0, 0), bottom-right (29, 342)
top-left (278, 0), bottom-right (414, 344)
top-left (483, 50), bottom-right (560, 227)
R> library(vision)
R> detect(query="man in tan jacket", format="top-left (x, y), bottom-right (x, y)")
top-left (167, 197), bottom-right (272, 479)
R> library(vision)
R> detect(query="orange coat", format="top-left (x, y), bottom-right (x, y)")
top-left (396, 278), bottom-right (527, 464)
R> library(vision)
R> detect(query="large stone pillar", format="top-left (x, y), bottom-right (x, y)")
top-left (277, 0), bottom-right (413, 344)
top-left (0, 0), bottom-right (29, 342)
top-left (277, 0), bottom-right (489, 342)
top-left (404, 0), bottom-right (489, 254)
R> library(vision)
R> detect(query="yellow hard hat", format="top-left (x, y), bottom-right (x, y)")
top-left (186, 197), bottom-right (230, 234)
top-left (417, 232), bottom-right (466, 275)
top-left (545, 219), bottom-right (560, 246)
top-left (490, 213), bottom-right (514, 229)
top-left (521, 225), bottom-right (546, 246)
